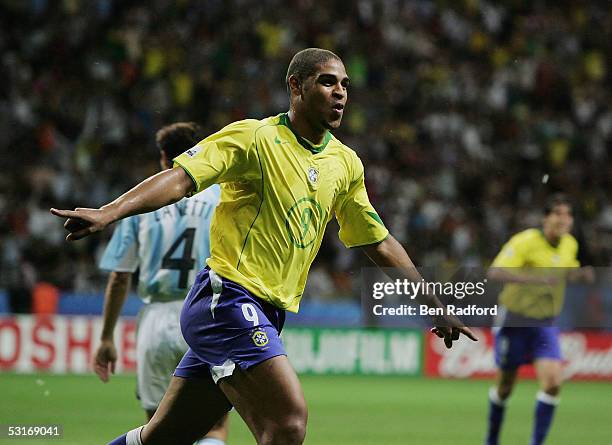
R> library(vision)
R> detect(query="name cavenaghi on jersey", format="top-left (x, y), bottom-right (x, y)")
top-left (153, 196), bottom-right (216, 222)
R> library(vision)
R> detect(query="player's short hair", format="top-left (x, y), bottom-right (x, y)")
top-left (544, 193), bottom-right (572, 215)
top-left (156, 122), bottom-right (204, 160)
top-left (286, 48), bottom-right (342, 90)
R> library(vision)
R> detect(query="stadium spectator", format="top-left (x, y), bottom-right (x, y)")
top-left (1, 1), bottom-right (610, 302)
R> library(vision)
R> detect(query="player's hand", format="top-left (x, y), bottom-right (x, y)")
top-left (50, 207), bottom-right (111, 241)
top-left (94, 340), bottom-right (118, 383)
top-left (578, 266), bottom-right (596, 284)
top-left (430, 324), bottom-right (478, 349)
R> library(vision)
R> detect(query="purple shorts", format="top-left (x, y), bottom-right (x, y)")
top-left (174, 267), bottom-right (286, 383)
top-left (494, 326), bottom-right (562, 370)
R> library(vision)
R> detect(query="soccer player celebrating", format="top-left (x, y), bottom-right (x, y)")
top-left (485, 194), bottom-right (594, 445)
top-left (52, 48), bottom-right (476, 445)
top-left (94, 122), bottom-right (228, 445)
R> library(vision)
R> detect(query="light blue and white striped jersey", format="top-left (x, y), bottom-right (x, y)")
top-left (99, 185), bottom-right (220, 303)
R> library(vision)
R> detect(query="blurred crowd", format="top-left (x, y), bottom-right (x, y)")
top-left (1, 0), bottom-right (611, 309)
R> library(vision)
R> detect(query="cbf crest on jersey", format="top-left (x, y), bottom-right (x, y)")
top-left (251, 329), bottom-right (269, 347)
top-left (307, 167), bottom-right (319, 184)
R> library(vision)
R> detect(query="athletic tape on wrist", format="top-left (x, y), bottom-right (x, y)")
top-left (126, 426), bottom-right (145, 445)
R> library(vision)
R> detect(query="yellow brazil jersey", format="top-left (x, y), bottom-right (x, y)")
top-left (173, 113), bottom-right (388, 312)
top-left (491, 228), bottom-right (580, 319)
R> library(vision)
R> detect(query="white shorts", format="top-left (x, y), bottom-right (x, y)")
top-left (136, 300), bottom-right (188, 411)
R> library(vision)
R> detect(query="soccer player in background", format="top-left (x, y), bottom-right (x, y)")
top-left (52, 48), bottom-right (476, 445)
top-left (485, 194), bottom-right (594, 445)
top-left (94, 122), bottom-right (229, 445)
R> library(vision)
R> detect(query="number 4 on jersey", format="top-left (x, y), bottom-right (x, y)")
top-left (161, 228), bottom-right (196, 288)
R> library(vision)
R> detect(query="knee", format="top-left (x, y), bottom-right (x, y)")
top-left (540, 373), bottom-right (562, 397)
top-left (542, 382), bottom-right (561, 397)
top-left (497, 383), bottom-right (514, 400)
top-left (260, 411), bottom-right (307, 445)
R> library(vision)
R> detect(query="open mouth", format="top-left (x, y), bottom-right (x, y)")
top-left (332, 103), bottom-right (344, 111)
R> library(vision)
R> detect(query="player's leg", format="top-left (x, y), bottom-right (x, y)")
top-left (178, 266), bottom-right (304, 444)
top-left (195, 414), bottom-right (230, 445)
top-left (112, 298), bottom-right (233, 445)
top-left (139, 302), bottom-right (231, 442)
top-left (485, 368), bottom-right (518, 445)
top-left (142, 374), bottom-right (232, 445)
top-left (218, 354), bottom-right (307, 445)
top-left (135, 303), bottom-right (173, 421)
top-left (166, 300), bottom-right (231, 445)
top-left (530, 359), bottom-right (562, 445)
top-left (139, 353), bottom-right (304, 445)
top-left (529, 327), bottom-right (563, 445)
top-left (494, 367), bottom-right (519, 401)
top-left (113, 355), bottom-right (305, 445)
top-left (534, 358), bottom-right (562, 396)
top-left (107, 270), bottom-right (235, 445)
top-left (107, 372), bottom-right (231, 445)
top-left (486, 327), bottom-right (523, 445)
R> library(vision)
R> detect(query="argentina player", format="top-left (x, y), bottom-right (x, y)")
top-left (94, 123), bottom-right (228, 445)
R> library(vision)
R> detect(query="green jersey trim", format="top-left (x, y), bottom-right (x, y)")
top-left (366, 211), bottom-right (385, 226)
top-left (173, 161), bottom-right (200, 196)
top-left (236, 125), bottom-right (270, 271)
top-left (279, 113), bottom-right (332, 154)
top-left (347, 232), bottom-right (390, 249)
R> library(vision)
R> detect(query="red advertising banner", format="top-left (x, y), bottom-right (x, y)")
top-left (2, 316), bottom-right (611, 381)
top-left (424, 328), bottom-right (612, 380)
top-left (0, 316), bottom-right (136, 374)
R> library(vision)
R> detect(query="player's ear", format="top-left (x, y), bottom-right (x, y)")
top-left (288, 75), bottom-right (302, 98)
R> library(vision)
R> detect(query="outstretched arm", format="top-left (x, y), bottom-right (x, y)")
top-left (51, 167), bottom-right (194, 240)
top-left (94, 271), bottom-right (131, 382)
top-left (567, 266), bottom-right (596, 284)
top-left (487, 268), bottom-right (558, 285)
top-left (362, 235), bottom-right (478, 348)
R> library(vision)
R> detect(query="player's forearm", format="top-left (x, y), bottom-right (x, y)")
top-left (362, 235), bottom-right (445, 310)
top-left (100, 272), bottom-right (132, 341)
top-left (102, 167), bottom-right (194, 224)
top-left (567, 266), bottom-right (595, 283)
top-left (363, 235), bottom-right (421, 279)
top-left (487, 268), bottom-right (549, 284)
